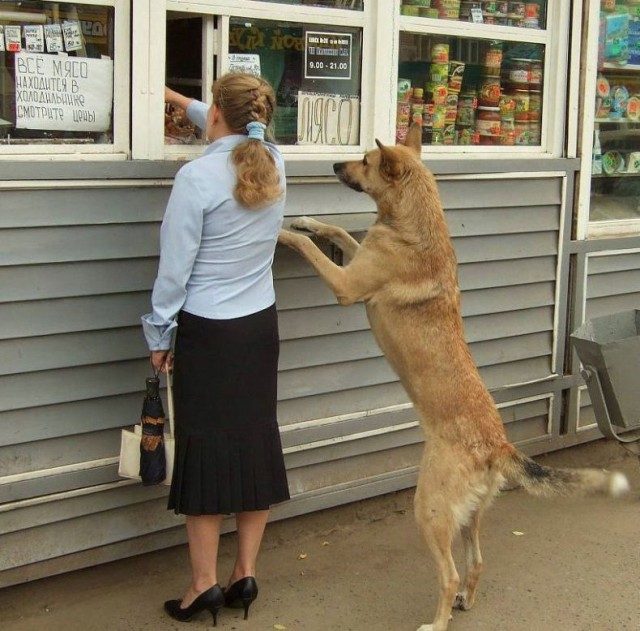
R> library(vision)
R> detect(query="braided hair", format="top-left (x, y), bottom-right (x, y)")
top-left (212, 73), bottom-right (282, 210)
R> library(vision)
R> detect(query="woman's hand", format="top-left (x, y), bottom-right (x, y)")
top-left (151, 350), bottom-right (173, 373)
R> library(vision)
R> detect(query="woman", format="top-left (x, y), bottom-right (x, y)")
top-left (141, 73), bottom-right (290, 626)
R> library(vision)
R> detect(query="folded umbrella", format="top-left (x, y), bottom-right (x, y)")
top-left (139, 373), bottom-right (167, 485)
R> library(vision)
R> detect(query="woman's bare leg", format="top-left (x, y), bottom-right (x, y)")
top-left (227, 510), bottom-right (270, 586)
top-left (180, 514), bottom-right (224, 608)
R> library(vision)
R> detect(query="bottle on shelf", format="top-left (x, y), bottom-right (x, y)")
top-left (592, 128), bottom-right (603, 175)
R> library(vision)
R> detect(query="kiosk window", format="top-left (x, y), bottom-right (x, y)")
top-left (0, 1), bottom-right (115, 146)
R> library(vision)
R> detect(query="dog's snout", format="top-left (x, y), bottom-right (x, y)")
top-left (333, 162), bottom-right (345, 175)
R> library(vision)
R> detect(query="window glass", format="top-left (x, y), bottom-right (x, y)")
top-left (229, 19), bottom-right (363, 146)
top-left (164, 16), bottom-right (363, 148)
top-left (400, 1), bottom-right (546, 31)
top-left (256, 0), bottom-right (363, 10)
top-left (589, 0), bottom-right (640, 222)
top-left (0, 1), bottom-right (115, 147)
top-left (397, 33), bottom-right (544, 147)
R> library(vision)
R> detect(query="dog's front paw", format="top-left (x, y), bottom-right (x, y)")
top-left (290, 216), bottom-right (319, 232)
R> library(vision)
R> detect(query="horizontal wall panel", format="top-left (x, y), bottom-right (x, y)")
top-left (480, 356), bottom-right (552, 389)
top-left (0, 360), bottom-right (149, 413)
top-left (586, 269), bottom-right (640, 299)
top-left (463, 308), bottom-right (554, 344)
top-left (1, 328), bottom-right (146, 376)
top-left (0, 224), bottom-right (159, 266)
top-left (0, 464), bottom-right (120, 505)
top-left (0, 259), bottom-right (157, 303)
top-left (447, 206), bottom-right (560, 237)
top-left (471, 332), bottom-right (552, 369)
top-left (280, 330), bottom-right (381, 372)
top-left (1, 429), bottom-right (120, 477)
top-left (277, 381), bottom-right (409, 425)
top-left (0, 393), bottom-right (142, 447)
top-left (458, 257), bottom-right (557, 290)
top-left (285, 182), bottom-right (376, 217)
top-left (461, 283), bottom-right (555, 317)
top-left (452, 232), bottom-right (558, 263)
top-left (1, 293), bottom-right (149, 340)
top-left (587, 251), bottom-right (640, 274)
top-left (278, 356), bottom-right (398, 401)
top-left (585, 294), bottom-right (640, 320)
top-left (277, 303), bottom-right (370, 340)
top-left (0, 187), bottom-right (169, 229)
top-left (438, 177), bottom-right (563, 209)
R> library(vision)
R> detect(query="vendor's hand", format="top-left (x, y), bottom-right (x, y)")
top-left (150, 350), bottom-right (173, 373)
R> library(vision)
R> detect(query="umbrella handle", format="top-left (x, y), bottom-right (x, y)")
top-left (166, 370), bottom-right (175, 439)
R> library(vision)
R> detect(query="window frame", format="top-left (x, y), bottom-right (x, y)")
top-left (133, 0), bottom-right (372, 161)
top-left (0, 0), bottom-right (131, 160)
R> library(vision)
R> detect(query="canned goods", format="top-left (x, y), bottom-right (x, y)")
top-left (525, 2), bottom-right (539, 18)
top-left (431, 43), bottom-right (450, 63)
top-left (456, 93), bottom-right (478, 126)
top-left (508, 1), bottom-right (525, 16)
top-left (496, 1), bottom-right (508, 14)
top-left (508, 59), bottom-right (531, 85)
top-left (499, 93), bottom-right (516, 120)
top-left (433, 105), bottom-right (447, 129)
top-left (514, 121), bottom-right (530, 145)
top-left (476, 105), bottom-right (501, 137)
top-left (528, 90), bottom-right (541, 121)
top-left (484, 42), bottom-right (503, 74)
top-left (448, 61), bottom-right (466, 92)
top-left (482, 0), bottom-right (496, 13)
top-left (529, 61), bottom-right (543, 87)
top-left (430, 63), bottom-right (450, 83)
top-left (501, 118), bottom-right (515, 145)
top-left (510, 88), bottom-right (530, 121)
top-left (478, 75), bottom-right (501, 107)
top-left (455, 126), bottom-right (477, 145)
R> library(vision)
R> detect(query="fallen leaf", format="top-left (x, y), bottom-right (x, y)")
top-left (512, 531), bottom-right (525, 536)
top-left (298, 552), bottom-right (307, 560)
top-left (321, 541), bottom-right (330, 546)
top-left (274, 625), bottom-right (287, 630)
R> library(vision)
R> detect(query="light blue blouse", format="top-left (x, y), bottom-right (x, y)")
top-left (141, 101), bottom-right (286, 351)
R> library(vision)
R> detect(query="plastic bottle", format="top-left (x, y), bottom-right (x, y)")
top-left (592, 128), bottom-right (603, 175)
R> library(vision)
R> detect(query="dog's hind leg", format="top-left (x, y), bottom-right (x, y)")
top-left (290, 216), bottom-right (361, 258)
top-left (455, 509), bottom-right (483, 611)
top-left (415, 496), bottom-right (459, 631)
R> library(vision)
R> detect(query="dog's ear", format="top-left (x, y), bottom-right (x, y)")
top-left (404, 124), bottom-right (422, 155)
top-left (375, 139), bottom-right (405, 180)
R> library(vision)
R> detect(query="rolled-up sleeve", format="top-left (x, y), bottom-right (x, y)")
top-left (186, 100), bottom-right (209, 132)
top-left (141, 167), bottom-right (204, 350)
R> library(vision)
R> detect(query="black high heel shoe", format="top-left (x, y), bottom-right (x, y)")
top-left (224, 577), bottom-right (258, 620)
top-left (164, 584), bottom-right (225, 627)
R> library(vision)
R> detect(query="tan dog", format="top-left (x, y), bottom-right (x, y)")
top-left (278, 125), bottom-right (629, 631)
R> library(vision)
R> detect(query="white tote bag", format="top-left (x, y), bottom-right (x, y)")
top-left (118, 371), bottom-right (175, 486)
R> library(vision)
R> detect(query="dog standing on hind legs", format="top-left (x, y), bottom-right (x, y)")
top-left (277, 124), bottom-right (630, 631)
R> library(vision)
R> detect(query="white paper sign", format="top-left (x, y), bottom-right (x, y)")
top-left (5, 25), bottom-right (22, 52)
top-left (228, 54), bottom-right (261, 77)
top-left (296, 90), bottom-right (359, 145)
top-left (14, 52), bottom-right (113, 132)
top-left (62, 21), bottom-right (83, 51)
top-left (0, 27), bottom-right (5, 53)
top-left (44, 24), bottom-right (64, 53)
top-left (24, 25), bottom-right (45, 53)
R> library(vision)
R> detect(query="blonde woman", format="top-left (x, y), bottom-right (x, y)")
top-left (142, 73), bottom-right (290, 626)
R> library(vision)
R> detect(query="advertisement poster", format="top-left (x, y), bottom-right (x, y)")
top-left (304, 31), bottom-right (352, 80)
top-left (296, 90), bottom-right (359, 145)
top-left (14, 52), bottom-right (113, 132)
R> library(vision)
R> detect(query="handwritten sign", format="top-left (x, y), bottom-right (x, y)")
top-left (24, 25), bottom-right (45, 53)
top-left (14, 52), bottom-right (113, 132)
top-left (296, 91), bottom-right (359, 145)
top-left (305, 32), bottom-right (352, 80)
top-left (228, 54), bottom-right (261, 76)
top-left (44, 24), bottom-right (64, 53)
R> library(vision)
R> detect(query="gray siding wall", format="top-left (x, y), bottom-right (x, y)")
top-left (0, 171), bottom-right (567, 586)
top-left (572, 250), bottom-right (640, 432)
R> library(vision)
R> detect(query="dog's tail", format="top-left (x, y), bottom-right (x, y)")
top-left (498, 446), bottom-right (629, 498)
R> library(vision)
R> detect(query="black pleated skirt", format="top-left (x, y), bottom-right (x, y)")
top-left (167, 304), bottom-right (290, 515)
